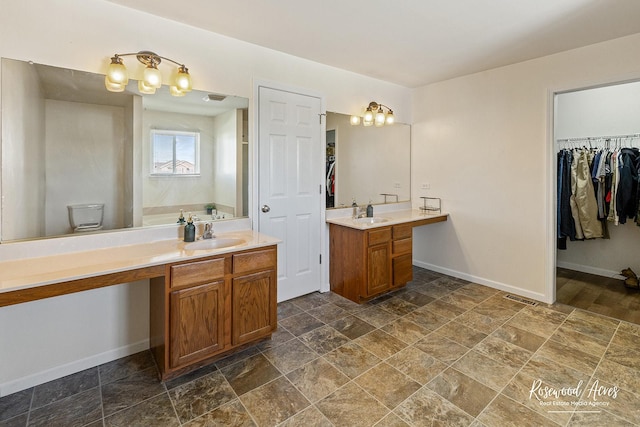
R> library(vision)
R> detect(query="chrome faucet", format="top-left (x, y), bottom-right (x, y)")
top-left (201, 222), bottom-right (214, 239)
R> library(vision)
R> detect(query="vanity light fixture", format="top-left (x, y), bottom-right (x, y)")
top-left (104, 51), bottom-right (192, 96)
top-left (351, 101), bottom-right (395, 127)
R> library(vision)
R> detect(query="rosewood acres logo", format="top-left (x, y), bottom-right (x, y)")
top-left (529, 379), bottom-right (619, 410)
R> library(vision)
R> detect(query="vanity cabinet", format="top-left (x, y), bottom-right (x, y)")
top-left (329, 223), bottom-right (413, 303)
top-left (150, 245), bottom-right (277, 380)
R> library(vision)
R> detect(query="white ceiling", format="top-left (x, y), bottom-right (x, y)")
top-left (106, 0), bottom-right (640, 88)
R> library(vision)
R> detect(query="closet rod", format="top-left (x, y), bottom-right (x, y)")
top-left (556, 133), bottom-right (640, 143)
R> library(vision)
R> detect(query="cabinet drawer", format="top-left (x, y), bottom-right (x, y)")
top-left (368, 227), bottom-right (391, 246)
top-left (233, 248), bottom-right (277, 274)
top-left (392, 238), bottom-right (412, 255)
top-left (171, 257), bottom-right (226, 288)
top-left (393, 224), bottom-right (412, 240)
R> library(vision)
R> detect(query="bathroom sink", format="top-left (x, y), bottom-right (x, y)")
top-left (353, 217), bottom-right (388, 224)
top-left (184, 238), bottom-right (245, 250)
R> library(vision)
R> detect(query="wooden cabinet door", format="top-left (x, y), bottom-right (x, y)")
top-left (393, 254), bottom-right (413, 286)
top-left (232, 270), bottom-right (277, 346)
top-left (366, 244), bottom-right (391, 297)
top-left (170, 280), bottom-right (225, 369)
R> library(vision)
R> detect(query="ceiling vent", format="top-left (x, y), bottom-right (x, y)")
top-left (204, 93), bottom-right (226, 102)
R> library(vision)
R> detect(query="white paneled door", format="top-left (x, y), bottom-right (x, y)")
top-left (258, 86), bottom-right (322, 302)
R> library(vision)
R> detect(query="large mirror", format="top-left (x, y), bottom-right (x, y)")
top-left (1, 58), bottom-right (249, 242)
top-left (325, 112), bottom-right (410, 208)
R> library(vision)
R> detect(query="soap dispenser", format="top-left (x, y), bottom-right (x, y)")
top-left (366, 201), bottom-right (373, 217)
top-left (184, 213), bottom-right (196, 242)
top-left (352, 198), bottom-right (358, 219)
top-left (177, 209), bottom-right (185, 224)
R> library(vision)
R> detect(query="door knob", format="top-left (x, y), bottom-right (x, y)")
top-left (261, 205), bottom-right (271, 213)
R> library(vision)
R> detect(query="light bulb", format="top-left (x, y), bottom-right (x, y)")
top-left (350, 115), bottom-right (361, 125)
top-left (143, 64), bottom-right (162, 88)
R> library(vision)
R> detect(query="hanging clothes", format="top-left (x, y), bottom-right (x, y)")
top-left (569, 149), bottom-right (585, 240)
top-left (557, 141), bottom-right (640, 248)
top-left (607, 150), bottom-right (619, 225)
top-left (557, 150), bottom-right (575, 249)
top-left (575, 150), bottom-right (603, 239)
top-left (616, 148), bottom-right (640, 224)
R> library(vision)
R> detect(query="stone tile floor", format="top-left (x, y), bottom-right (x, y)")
top-left (1, 267), bottom-right (639, 426)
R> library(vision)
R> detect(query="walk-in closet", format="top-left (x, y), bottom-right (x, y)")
top-left (554, 80), bottom-right (640, 324)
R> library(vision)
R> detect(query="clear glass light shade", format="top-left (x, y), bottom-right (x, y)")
top-left (350, 115), bottom-right (361, 125)
top-left (143, 65), bottom-right (162, 88)
top-left (375, 110), bottom-right (386, 127)
top-left (174, 66), bottom-right (192, 92)
top-left (138, 79), bottom-right (157, 94)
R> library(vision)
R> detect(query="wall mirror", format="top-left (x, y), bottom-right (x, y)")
top-left (1, 57), bottom-right (249, 242)
top-left (325, 112), bottom-right (410, 209)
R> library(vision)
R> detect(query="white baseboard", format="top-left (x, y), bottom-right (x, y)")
top-left (556, 261), bottom-right (624, 279)
top-left (413, 260), bottom-right (552, 304)
top-left (0, 339), bottom-right (149, 397)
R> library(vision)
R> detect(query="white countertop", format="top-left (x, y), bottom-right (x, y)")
top-left (326, 209), bottom-right (448, 230)
top-left (0, 230), bottom-right (280, 294)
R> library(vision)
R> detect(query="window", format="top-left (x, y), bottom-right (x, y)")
top-left (151, 130), bottom-right (200, 175)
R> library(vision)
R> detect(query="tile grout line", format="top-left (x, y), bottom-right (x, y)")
top-left (25, 384), bottom-right (35, 426)
top-left (97, 365), bottom-right (105, 426)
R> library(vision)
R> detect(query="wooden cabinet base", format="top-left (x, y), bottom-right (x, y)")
top-left (329, 223), bottom-right (413, 304)
top-left (150, 245), bottom-right (277, 381)
top-left (155, 335), bottom-right (274, 382)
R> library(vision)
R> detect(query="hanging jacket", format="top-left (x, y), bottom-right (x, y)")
top-left (616, 148), bottom-right (639, 224)
top-left (558, 150), bottom-right (575, 245)
top-left (575, 150), bottom-right (603, 239)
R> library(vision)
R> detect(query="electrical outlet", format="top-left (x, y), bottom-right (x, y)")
top-left (421, 183), bottom-right (430, 190)
top-left (394, 182), bottom-right (401, 188)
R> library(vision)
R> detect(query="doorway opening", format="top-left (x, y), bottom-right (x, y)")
top-left (552, 80), bottom-right (640, 324)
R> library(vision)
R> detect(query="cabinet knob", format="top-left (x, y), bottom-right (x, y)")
top-left (261, 205), bottom-right (271, 213)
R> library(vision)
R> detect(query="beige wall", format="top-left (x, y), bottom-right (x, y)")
top-left (411, 33), bottom-right (640, 302)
